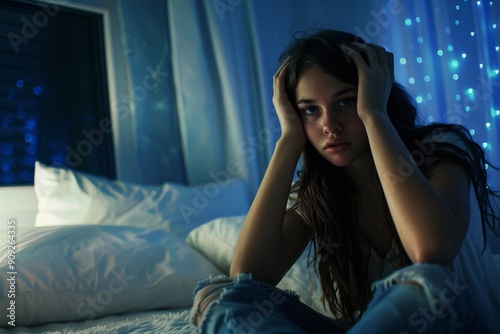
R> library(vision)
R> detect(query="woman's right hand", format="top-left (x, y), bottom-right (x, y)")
top-left (272, 59), bottom-right (307, 147)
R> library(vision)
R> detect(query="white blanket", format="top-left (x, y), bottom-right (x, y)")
top-left (4, 308), bottom-right (195, 334)
top-left (0, 225), bottom-right (222, 328)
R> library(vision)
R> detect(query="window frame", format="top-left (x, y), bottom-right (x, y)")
top-left (0, 0), bottom-right (134, 225)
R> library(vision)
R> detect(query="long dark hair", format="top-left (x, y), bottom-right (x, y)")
top-left (281, 29), bottom-right (500, 323)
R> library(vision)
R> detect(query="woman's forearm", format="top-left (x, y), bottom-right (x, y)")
top-left (362, 114), bottom-right (469, 264)
top-left (230, 136), bottom-right (304, 281)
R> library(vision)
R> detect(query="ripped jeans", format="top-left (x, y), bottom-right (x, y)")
top-left (190, 264), bottom-right (476, 333)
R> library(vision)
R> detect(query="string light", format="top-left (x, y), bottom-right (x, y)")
top-left (392, 0), bottom-right (500, 168)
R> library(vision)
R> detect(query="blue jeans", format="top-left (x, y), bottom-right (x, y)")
top-left (190, 264), bottom-right (476, 333)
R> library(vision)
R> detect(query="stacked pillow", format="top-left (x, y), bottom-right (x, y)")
top-left (0, 161), bottom-right (250, 327)
top-left (34, 161), bottom-right (249, 238)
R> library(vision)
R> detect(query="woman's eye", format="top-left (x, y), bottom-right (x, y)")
top-left (338, 98), bottom-right (355, 107)
top-left (301, 106), bottom-right (320, 115)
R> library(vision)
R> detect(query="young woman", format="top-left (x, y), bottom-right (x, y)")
top-left (190, 29), bottom-right (500, 333)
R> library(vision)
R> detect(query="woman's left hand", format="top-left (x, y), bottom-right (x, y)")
top-left (340, 42), bottom-right (394, 122)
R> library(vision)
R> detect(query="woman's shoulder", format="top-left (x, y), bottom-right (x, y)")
top-left (421, 123), bottom-right (468, 142)
top-left (418, 124), bottom-right (477, 156)
top-left (410, 123), bottom-right (482, 177)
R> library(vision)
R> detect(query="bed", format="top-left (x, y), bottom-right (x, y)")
top-left (0, 162), bottom-right (331, 333)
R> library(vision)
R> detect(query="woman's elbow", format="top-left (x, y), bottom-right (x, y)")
top-left (229, 262), bottom-right (242, 278)
top-left (409, 243), bottom-right (459, 266)
top-left (229, 261), bottom-right (282, 286)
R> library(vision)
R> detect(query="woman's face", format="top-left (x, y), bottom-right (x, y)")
top-left (295, 66), bottom-right (370, 173)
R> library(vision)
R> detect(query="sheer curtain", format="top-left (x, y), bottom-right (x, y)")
top-left (118, 0), bottom-right (273, 196)
top-left (118, 0), bottom-right (185, 184)
top-left (382, 0), bottom-right (500, 187)
top-left (166, 0), bottom-right (268, 196)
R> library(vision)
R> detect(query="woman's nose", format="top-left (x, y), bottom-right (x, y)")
top-left (322, 110), bottom-right (342, 134)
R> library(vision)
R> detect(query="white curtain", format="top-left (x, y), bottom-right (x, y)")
top-left (166, 0), bottom-right (269, 197)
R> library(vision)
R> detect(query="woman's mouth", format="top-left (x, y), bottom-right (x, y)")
top-left (324, 143), bottom-right (350, 153)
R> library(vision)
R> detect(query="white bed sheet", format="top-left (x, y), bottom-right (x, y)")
top-left (1, 307), bottom-right (195, 334)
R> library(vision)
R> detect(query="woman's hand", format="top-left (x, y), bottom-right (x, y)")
top-left (272, 59), bottom-right (307, 147)
top-left (340, 42), bottom-right (394, 122)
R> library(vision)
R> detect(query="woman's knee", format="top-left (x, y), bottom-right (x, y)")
top-left (190, 276), bottom-right (239, 327)
top-left (369, 263), bottom-right (472, 331)
top-left (190, 274), bottom-right (296, 331)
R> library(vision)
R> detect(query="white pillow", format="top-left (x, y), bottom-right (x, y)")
top-left (34, 161), bottom-right (249, 238)
top-left (185, 216), bottom-right (333, 318)
top-left (0, 225), bottom-right (222, 327)
top-left (185, 216), bottom-right (243, 273)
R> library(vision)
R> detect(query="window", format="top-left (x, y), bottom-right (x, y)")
top-left (0, 0), bottom-right (115, 185)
